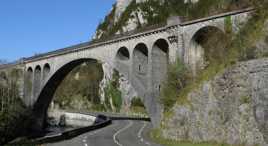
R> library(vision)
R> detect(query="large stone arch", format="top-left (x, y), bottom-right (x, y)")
top-left (151, 39), bottom-right (169, 97)
top-left (187, 26), bottom-right (226, 74)
top-left (31, 58), bottom-right (104, 130)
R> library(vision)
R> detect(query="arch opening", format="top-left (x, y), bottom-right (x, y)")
top-left (115, 47), bottom-right (130, 76)
top-left (116, 47), bottom-right (130, 61)
top-left (152, 39), bottom-right (169, 96)
top-left (189, 26), bottom-right (227, 73)
top-left (43, 63), bottom-right (50, 81)
top-left (0, 71), bottom-right (7, 82)
top-left (133, 43), bottom-right (149, 88)
top-left (25, 67), bottom-right (33, 105)
top-left (32, 59), bottom-right (104, 129)
top-left (133, 43), bottom-right (148, 75)
top-left (34, 66), bottom-right (41, 101)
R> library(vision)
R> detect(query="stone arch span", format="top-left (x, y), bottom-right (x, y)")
top-left (188, 26), bottom-right (227, 74)
top-left (31, 58), bottom-right (104, 130)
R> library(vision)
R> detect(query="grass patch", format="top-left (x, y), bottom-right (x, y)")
top-left (150, 129), bottom-right (239, 146)
top-left (130, 97), bottom-right (147, 115)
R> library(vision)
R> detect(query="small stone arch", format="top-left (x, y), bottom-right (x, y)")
top-left (133, 43), bottom-right (149, 76)
top-left (116, 47), bottom-right (130, 61)
top-left (115, 47), bottom-right (130, 77)
top-left (152, 39), bottom-right (169, 96)
top-left (34, 65), bottom-right (42, 100)
top-left (0, 71), bottom-right (7, 81)
top-left (188, 26), bottom-right (227, 74)
top-left (43, 63), bottom-right (50, 81)
top-left (25, 67), bottom-right (33, 105)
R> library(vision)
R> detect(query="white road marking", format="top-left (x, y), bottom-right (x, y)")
top-left (138, 121), bottom-right (151, 146)
top-left (82, 135), bottom-right (88, 146)
top-left (113, 121), bottom-right (133, 146)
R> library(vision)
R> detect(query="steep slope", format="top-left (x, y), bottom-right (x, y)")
top-left (153, 1), bottom-right (268, 146)
top-left (94, 0), bottom-right (252, 39)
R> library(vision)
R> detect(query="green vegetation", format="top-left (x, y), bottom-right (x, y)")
top-left (130, 97), bottom-right (147, 115)
top-left (0, 69), bottom-right (32, 145)
top-left (160, 59), bottom-right (191, 111)
top-left (104, 70), bottom-right (122, 112)
top-left (150, 129), bottom-right (237, 146)
top-left (96, 0), bottom-right (254, 39)
top-left (160, 0), bottom-right (268, 111)
top-left (53, 61), bottom-right (103, 111)
top-left (155, 0), bottom-right (268, 145)
top-left (240, 96), bottom-right (251, 104)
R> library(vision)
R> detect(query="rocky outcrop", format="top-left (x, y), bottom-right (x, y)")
top-left (99, 63), bottom-right (138, 112)
top-left (114, 0), bottom-right (133, 23)
top-left (93, 0), bottom-right (207, 39)
top-left (119, 75), bottom-right (138, 111)
top-left (162, 58), bottom-right (268, 146)
top-left (99, 63), bottom-right (114, 103)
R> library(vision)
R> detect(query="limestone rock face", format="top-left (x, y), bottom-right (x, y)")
top-left (93, 0), bottom-right (157, 39)
top-left (114, 0), bottom-right (133, 23)
top-left (162, 58), bottom-right (268, 146)
top-left (119, 75), bottom-right (138, 111)
top-left (99, 63), bottom-right (114, 102)
top-left (99, 63), bottom-right (138, 111)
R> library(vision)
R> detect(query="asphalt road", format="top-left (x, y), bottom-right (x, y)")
top-left (45, 120), bottom-right (162, 146)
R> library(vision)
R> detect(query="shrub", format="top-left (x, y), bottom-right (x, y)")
top-left (104, 70), bottom-right (122, 112)
top-left (131, 97), bottom-right (145, 108)
top-left (130, 97), bottom-right (147, 115)
top-left (160, 59), bottom-right (191, 111)
top-left (0, 72), bottom-right (32, 145)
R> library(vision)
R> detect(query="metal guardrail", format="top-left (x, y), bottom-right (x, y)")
top-left (10, 114), bottom-right (112, 145)
top-left (9, 111), bottom-right (151, 145)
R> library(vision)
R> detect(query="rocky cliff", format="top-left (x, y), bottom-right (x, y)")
top-left (162, 58), bottom-right (268, 146)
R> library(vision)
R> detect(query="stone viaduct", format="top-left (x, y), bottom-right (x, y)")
top-left (0, 8), bottom-right (253, 130)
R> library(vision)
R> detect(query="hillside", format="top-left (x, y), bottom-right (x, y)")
top-left (93, 0), bottom-right (252, 39)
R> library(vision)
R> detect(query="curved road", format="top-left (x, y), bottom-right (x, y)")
top-left (45, 120), bottom-right (162, 146)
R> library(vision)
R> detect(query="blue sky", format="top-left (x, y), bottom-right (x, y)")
top-left (0, 0), bottom-right (115, 62)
